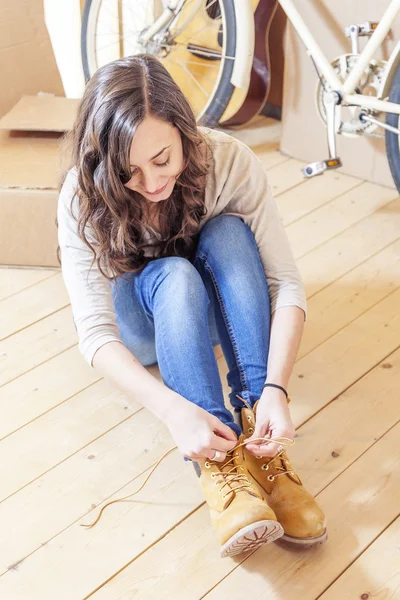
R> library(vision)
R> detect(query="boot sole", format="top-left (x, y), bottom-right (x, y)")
top-left (220, 520), bottom-right (284, 558)
top-left (278, 529), bottom-right (328, 546)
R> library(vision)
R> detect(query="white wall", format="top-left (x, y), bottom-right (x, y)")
top-left (43, 0), bottom-right (86, 98)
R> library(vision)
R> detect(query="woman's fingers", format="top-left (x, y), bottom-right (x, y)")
top-left (246, 442), bottom-right (281, 458)
top-left (207, 449), bottom-right (227, 462)
top-left (245, 428), bottom-right (277, 457)
top-left (245, 430), bottom-right (287, 457)
top-left (211, 432), bottom-right (237, 453)
top-left (211, 417), bottom-right (238, 442)
top-left (189, 450), bottom-right (227, 462)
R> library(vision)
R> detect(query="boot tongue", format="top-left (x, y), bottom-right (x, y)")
top-left (231, 436), bottom-right (261, 499)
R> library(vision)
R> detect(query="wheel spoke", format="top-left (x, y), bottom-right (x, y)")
top-left (164, 56), bottom-right (220, 84)
top-left (168, 56), bottom-right (210, 97)
top-left (95, 31), bottom-right (141, 53)
top-left (178, 13), bottom-right (222, 45)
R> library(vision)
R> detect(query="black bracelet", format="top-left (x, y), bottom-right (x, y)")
top-left (262, 383), bottom-right (288, 398)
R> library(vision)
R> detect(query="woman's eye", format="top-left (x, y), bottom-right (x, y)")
top-left (155, 158), bottom-right (170, 168)
top-left (128, 158), bottom-right (170, 178)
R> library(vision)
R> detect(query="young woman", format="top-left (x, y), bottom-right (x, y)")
top-left (57, 54), bottom-right (327, 558)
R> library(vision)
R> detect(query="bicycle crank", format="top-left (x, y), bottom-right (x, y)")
top-left (303, 90), bottom-right (342, 178)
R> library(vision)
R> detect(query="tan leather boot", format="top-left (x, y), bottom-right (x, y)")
top-left (197, 433), bottom-right (284, 557)
top-left (240, 400), bottom-right (328, 547)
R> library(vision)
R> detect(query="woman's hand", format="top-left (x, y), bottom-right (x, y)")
top-left (165, 396), bottom-right (238, 462)
top-left (244, 387), bottom-right (296, 458)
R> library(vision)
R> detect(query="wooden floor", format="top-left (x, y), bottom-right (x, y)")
top-left (1, 127), bottom-right (400, 600)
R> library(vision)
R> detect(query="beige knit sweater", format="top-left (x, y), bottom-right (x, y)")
top-left (57, 127), bottom-right (307, 368)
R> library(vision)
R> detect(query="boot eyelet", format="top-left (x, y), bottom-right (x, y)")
top-left (205, 461), bottom-right (210, 468)
top-left (248, 427), bottom-right (254, 434)
top-left (261, 464), bottom-right (269, 471)
top-left (211, 473), bottom-right (215, 478)
top-left (267, 475), bottom-right (275, 482)
top-left (246, 415), bottom-right (252, 422)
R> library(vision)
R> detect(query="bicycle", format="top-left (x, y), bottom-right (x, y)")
top-left (81, 0), bottom-right (400, 191)
top-left (81, 0), bottom-right (256, 127)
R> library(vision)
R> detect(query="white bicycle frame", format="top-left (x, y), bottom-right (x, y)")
top-left (279, 0), bottom-right (400, 116)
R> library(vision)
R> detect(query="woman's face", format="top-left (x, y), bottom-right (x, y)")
top-left (124, 115), bottom-right (184, 204)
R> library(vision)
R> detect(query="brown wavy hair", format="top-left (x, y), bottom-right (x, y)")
top-left (56, 54), bottom-right (213, 280)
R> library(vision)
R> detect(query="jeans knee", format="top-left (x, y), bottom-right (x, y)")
top-left (200, 214), bottom-right (251, 247)
top-left (156, 257), bottom-right (207, 299)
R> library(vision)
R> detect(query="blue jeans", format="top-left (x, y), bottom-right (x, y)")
top-left (110, 214), bottom-right (272, 442)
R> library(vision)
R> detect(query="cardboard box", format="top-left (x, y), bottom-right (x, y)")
top-left (0, 0), bottom-right (65, 118)
top-left (0, 95), bottom-right (79, 267)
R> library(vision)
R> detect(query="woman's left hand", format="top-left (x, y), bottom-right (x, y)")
top-left (244, 387), bottom-right (296, 458)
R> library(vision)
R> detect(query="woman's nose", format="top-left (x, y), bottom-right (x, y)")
top-left (141, 170), bottom-right (161, 194)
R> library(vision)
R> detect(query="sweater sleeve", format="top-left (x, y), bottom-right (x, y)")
top-left (214, 140), bottom-right (307, 318)
top-left (57, 168), bottom-right (123, 367)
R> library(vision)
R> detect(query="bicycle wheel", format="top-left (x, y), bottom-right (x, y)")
top-left (81, 0), bottom-right (236, 126)
top-left (385, 65), bottom-right (400, 193)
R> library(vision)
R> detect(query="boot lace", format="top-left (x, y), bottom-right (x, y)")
top-left (205, 451), bottom-right (251, 500)
top-left (80, 437), bottom-right (294, 529)
top-left (236, 393), bottom-right (296, 483)
top-left (205, 437), bottom-right (293, 499)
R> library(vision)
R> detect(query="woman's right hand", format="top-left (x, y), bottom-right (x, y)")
top-left (165, 396), bottom-right (238, 462)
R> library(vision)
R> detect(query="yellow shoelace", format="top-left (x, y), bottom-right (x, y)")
top-left (81, 393), bottom-right (294, 528)
top-left (235, 393), bottom-right (296, 480)
top-left (80, 434), bottom-right (295, 529)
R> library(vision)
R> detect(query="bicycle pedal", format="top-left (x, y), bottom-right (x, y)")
top-left (345, 22), bottom-right (378, 38)
top-left (302, 158), bottom-right (342, 178)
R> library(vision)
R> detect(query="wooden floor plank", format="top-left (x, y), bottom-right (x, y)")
top-left (252, 142), bottom-right (290, 170)
top-left (0, 273), bottom-right (69, 341)
top-left (299, 196), bottom-right (400, 297)
top-left (0, 308), bottom-right (76, 387)
top-left (0, 409), bottom-right (179, 574)
top-left (268, 158), bottom-right (307, 196)
top-left (299, 237), bottom-right (400, 359)
top-left (286, 182), bottom-right (398, 259)
top-left (0, 379), bottom-right (143, 500)
top-left (319, 516), bottom-right (400, 600)
top-left (0, 268), bottom-right (58, 301)
top-left (277, 171), bottom-right (362, 227)
top-left (290, 287), bottom-right (400, 425)
top-left (1, 347), bottom-right (399, 599)
top-left (0, 347), bottom-right (100, 440)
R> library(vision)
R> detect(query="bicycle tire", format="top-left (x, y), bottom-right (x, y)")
top-left (385, 64), bottom-right (400, 193)
top-left (81, 0), bottom-right (236, 127)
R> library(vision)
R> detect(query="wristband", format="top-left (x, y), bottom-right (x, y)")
top-left (262, 383), bottom-right (288, 398)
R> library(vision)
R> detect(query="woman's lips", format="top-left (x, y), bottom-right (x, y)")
top-left (144, 180), bottom-right (169, 195)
